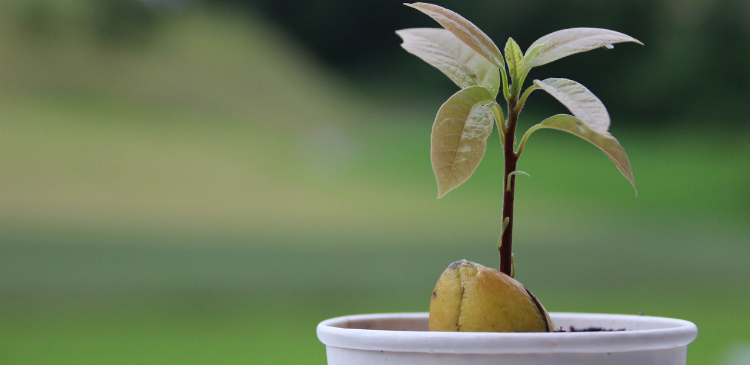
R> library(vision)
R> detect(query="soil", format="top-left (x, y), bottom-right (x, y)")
top-left (556, 326), bottom-right (627, 332)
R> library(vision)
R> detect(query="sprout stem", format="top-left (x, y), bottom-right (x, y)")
top-left (500, 66), bottom-right (511, 101)
top-left (499, 97), bottom-right (519, 276)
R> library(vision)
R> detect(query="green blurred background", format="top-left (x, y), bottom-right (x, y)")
top-left (1, 0), bottom-right (749, 364)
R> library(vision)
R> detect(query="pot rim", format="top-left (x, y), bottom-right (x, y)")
top-left (317, 312), bottom-right (698, 354)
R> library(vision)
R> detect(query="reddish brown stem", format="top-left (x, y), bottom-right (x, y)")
top-left (499, 100), bottom-right (519, 276)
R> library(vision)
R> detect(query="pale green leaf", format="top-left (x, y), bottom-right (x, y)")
top-left (406, 3), bottom-right (505, 69)
top-left (504, 37), bottom-right (524, 91)
top-left (536, 114), bottom-right (636, 194)
top-left (431, 86), bottom-right (495, 198)
top-left (533, 78), bottom-right (610, 134)
top-left (396, 28), bottom-right (500, 97)
top-left (523, 42), bottom-right (546, 65)
top-left (525, 27), bottom-right (642, 68)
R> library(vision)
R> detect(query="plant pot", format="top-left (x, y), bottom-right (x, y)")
top-left (317, 312), bottom-right (697, 365)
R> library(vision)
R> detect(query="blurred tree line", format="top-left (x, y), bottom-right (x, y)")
top-left (9, 0), bottom-right (750, 127)
top-left (231, 0), bottom-right (750, 126)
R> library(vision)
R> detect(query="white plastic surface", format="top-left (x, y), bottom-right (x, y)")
top-left (317, 312), bottom-right (697, 365)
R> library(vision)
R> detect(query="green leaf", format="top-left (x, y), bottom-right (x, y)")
top-left (536, 114), bottom-right (636, 194)
top-left (523, 42), bottom-right (546, 65)
top-left (525, 27), bottom-right (643, 68)
top-left (396, 28), bottom-right (500, 97)
top-left (406, 3), bottom-right (505, 69)
top-left (431, 86), bottom-right (495, 198)
top-left (533, 78), bottom-right (609, 134)
top-left (504, 37), bottom-right (524, 93)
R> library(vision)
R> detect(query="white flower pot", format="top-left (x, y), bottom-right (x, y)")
top-left (317, 312), bottom-right (697, 365)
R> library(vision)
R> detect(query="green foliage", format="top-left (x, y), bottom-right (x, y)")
top-left (524, 115), bottom-right (636, 195)
top-left (431, 86), bottom-right (495, 198)
top-left (399, 2), bottom-right (643, 276)
top-left (504, 38), bottom-right (524, 96)
top-left (524, 27), bottom-right (643, 68)
top-left (398, 2), bottom-right (642, 197)
top-left (405, 3), bottom-right (505, 70)
top-left (396, 28), bottom-right (500, 97)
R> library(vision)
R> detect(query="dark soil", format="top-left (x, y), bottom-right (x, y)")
top-left (555, 326), bottom-right (627, 332)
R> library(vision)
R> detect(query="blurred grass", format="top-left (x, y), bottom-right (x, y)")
top-left (1, 2), bottom-right (749, 365)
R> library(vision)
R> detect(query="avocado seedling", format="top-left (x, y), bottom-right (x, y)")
top-left (397, 3), bottom-right (641, 332)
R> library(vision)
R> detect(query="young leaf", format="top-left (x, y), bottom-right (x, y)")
top-left (533, 78), bottom-right (609, 134)
top-left (535, 114), bottom-right (636, 194)
top-left (504, 37), bottom-right (524, 92)
top-left (432, 86), bottom-right (495, 198)
top-left (523, 42), bottom-right (547, 65)
top-left (525, 27), bottom-right (642, 68)
top-left (406, 3), bottom-right (505, 69)
top-left (397, 28), bottom-right (500, 97)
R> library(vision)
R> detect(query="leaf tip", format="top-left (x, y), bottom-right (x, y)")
top-left (436, 186), bottom-right (449, 199)
top-left (620, 164), bottom-right (637, 197)
top-left (394, 28), bottom-right (410, 43)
